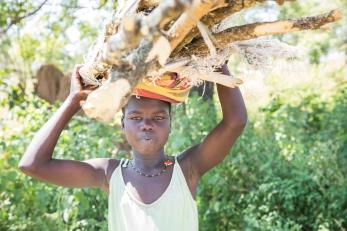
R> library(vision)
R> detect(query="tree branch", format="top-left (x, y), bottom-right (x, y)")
top-left (80, 0), bottom-right (199, 120)
top-left (171, 0), bottom-right (294, 56)
top-left (77, 1), bottom-right (341, 121)
top-left (176, 9), bottom-right (342, 58)
top-left (167, 0), bottom-right (226, 51)
top-left (0, 0), bottom-right (48, 35)
top-left (137, 0), bottom-right (294, 10)
top-left (171, 1), bottom-right (257, 56)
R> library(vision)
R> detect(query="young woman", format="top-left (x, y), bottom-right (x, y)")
top-left (19, 64), bottom-right (247, 231)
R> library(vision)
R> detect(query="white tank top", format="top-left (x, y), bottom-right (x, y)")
top-left (108, 155), bottom-right (198, 231)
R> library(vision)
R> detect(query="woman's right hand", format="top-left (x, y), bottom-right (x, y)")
top-left (67, 65), bottom-right (98, 105)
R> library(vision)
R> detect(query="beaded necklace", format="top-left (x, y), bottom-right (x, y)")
top-left (122, 157), bottom-right (173, 177)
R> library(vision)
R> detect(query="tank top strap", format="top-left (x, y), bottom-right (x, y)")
top-left (119, 158), bottom-right (130, 168)
top-left (173, 154), bottom-right (196, 203)
top-left (122, 158), bottom-right (130, 168)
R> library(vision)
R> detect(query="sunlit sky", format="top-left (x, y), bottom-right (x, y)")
top-left (21, 1), bottom-right (113, 58)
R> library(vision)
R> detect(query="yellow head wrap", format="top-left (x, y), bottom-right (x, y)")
top-left (132, 72), bottom-right (191, 103)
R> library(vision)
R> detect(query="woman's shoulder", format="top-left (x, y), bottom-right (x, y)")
top-left (105, 158), bottom-right (122, 185)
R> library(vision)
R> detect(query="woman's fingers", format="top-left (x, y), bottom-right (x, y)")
top-left (69, 64), bottom-right (99, 100)
top-left (74, 65), bottom-right (84, 85)
top-left (81, 89), bottom-right (94, 95)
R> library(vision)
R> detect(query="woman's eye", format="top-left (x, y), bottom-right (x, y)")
top-left (155, 116), bottom-right (165, 120)
top-left (130, 117), bottom-right (141, 120)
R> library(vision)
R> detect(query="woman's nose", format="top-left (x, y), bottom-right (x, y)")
top-left (141, 118), bottom-right (154, 130)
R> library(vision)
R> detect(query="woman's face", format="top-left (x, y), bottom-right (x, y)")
top-left (122, 96), bottom-right (171, 155)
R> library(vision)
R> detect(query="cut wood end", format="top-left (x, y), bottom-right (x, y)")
top-left (195, 72), bottom-right (244, 88)
top-left (275, 0), bottom-right (286, 5)
top-left (319, 25), bottom-right (331, 30)
top-left (79, 64), bottom-right (103, 86)
top-left (330, 10), bottom-right (342, 21)
top-left (123, 16), bottom-right (138, 32)
top-left (82, 78), bottom-right (132, 121)
top-left (146, 36), bottom-right (172, 65)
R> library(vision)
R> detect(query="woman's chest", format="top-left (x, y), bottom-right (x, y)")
top-left (121, 167), bottom-right (174, 205)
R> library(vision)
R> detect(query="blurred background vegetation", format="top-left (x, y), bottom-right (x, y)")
top-left (0, 0), bottom-right (346, 230)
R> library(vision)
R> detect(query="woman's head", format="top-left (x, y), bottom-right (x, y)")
top-left (121, 96), bottom-right (171, 155)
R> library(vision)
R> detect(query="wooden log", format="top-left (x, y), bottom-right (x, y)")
top-left (176, 10), bottom-right (342, 58)
top-left (171, 0), bottom-right (295, 56)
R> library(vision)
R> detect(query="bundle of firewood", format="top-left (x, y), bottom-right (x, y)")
top-left (78, 0), bottom-right (341, 121)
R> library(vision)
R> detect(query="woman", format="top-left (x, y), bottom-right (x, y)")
top-left (18, 63), bottom-right (247, 230)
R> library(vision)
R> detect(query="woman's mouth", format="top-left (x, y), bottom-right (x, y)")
top-left (140, 133), bottom-right (154, 141)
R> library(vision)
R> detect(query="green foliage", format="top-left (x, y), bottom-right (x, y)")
top-left (198, 84), bottom-right (347, 231)
top-left (166, 92), bottom-right (217, 153)
top-left (0, 88), bottom-right (123, 230)
top-left (0, 1), bottom-right (34, 31)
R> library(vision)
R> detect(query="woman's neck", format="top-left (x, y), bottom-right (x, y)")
top-left (131, 150), bottom-right (168, 171)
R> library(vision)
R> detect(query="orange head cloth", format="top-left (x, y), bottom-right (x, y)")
top-left (132, 72), bottom-right (191, 104)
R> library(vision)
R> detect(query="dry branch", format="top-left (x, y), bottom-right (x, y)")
top-left (137, 0), bottom-right (293, 11)
top-left (167, 0), bottom-right (225, 50)
top-left (171, 0), bottom-right (295, 56)
top-left (81, 0), bottom-right (220, 121)
top-left (77, 0), bottom-right (342, 121)
top-left (172, 0), bottom-right (258, 56)
top-left (177, 9), bottom-right (342, 58)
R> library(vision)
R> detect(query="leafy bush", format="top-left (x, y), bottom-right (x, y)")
top-left (198, 84), bottom-right (347, 230)
top-left (1, 92), bottom-right (122, 230)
